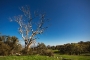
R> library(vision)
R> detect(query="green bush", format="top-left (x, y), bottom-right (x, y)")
top-left (40, 49), bottom-right (54, 56)
top-left (21, 47), bottom-right (54, 56)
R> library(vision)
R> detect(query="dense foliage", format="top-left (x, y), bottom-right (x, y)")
top-left (0, 34), bottom-right (90, 56)
top-left (49, 41), bottom-right (90, 55)
top-left (0, 34), bottom-right (53, 56)
top-left (22, 43), bottom-right (54, 56)
top-left (0, 35), bottom-right (22, 56)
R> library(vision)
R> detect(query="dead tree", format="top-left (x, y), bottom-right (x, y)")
top-left (10, 6), bottom-right (49, 51)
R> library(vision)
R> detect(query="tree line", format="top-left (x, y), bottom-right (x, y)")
top-left (0, 34), bottom-right (90, 56)
top-left (49, 41), bottom-right (90, 55)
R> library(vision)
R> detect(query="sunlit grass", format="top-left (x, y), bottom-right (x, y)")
top-left (0, 54), bottom-right (90, 60)
top-left (0, 55), bottom-right (59, 60)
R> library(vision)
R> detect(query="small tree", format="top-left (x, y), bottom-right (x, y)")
top-left (10, 6), bottom-right (49, 51)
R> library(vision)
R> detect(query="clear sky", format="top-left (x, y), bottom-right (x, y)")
top-left (0, 0), bottom-right (90, 46)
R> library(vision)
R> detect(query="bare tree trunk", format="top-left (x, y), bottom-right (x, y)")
top-left (26, 41), bottom-right (33, 51)
top-left (25, 40), bottom-right (28, 48)
top-left (26, 45), bottom-right (30, 51)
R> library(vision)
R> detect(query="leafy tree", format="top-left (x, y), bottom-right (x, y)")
top-left (50, 46), bottom-right (56, 50)
top-left (37, 43), bottom-right (47, 49)
top-left (9, 36), bottom-right (22, 55)
top-left (0, 41), bottom-right (10, 56)
top-left (47, 45), bottom-right (51, 49)
top-left (0, 35), bottom-right (22, 55)
top-left (36, 43), bottom-right (54, 56)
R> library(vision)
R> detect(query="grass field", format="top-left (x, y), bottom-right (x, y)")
top-left (0, 54), bottom-right (90, 60)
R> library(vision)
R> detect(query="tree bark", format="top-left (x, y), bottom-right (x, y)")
top-left (25, 40), bottom-right (32, 51)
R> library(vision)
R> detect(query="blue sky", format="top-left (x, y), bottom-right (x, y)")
top-left (0, 0), bottom-right (90, 46)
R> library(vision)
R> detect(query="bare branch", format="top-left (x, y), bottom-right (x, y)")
top-left (10, 6), bottom-right (49, 50)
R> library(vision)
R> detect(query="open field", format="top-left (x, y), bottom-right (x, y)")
top-left (0, 55), bottom-right (90, 60)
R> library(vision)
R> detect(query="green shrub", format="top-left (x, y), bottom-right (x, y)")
top-left (40, 49), bottom-right (54, 56)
